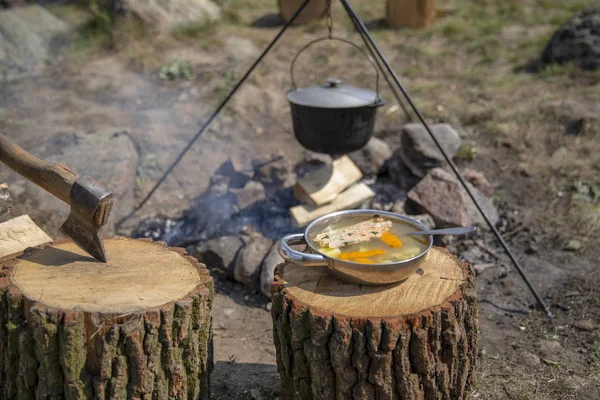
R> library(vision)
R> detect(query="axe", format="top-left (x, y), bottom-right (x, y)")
top-left (0, 134), bottom-right (113, 262)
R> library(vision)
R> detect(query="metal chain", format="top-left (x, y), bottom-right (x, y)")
top-left (326, 0), bottom-right (333, 38)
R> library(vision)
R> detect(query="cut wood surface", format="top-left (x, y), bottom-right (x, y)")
top-left (290, 183), bottom-right (375, 227)
top-left (294, 155), bottom-right (363, 207)
top-left (386, 0), bottom-right (437, 29)
top-left (0, 237), bottom-right (214, 399)
top-left (0, 214), bottom-right (52, 259)
top-left (271, 247), bottom-right (478, 399)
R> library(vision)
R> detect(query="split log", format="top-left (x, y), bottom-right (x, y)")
top-left (271, 247), bottom-right (478, 399)
top-left (290, 183), bottom-right (375, 227)
top-left (0, 214), bottom-right (52, 259)
top-left (386, 0), bottom-right (437, 29)
top-left (0, 237), bottom-right (213, 399)
top-left (294, 156), bottom-right (363, 207)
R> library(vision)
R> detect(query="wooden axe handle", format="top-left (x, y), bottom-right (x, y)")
top-left (0, 133), bottom-right (78, 204)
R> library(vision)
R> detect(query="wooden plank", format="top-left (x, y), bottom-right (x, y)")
top-left (294, 155), bottom-right (363, 207)
top-left (0, 215), bottom-right (53, 259)
top-left (290, 183), bottom-right (375, 227)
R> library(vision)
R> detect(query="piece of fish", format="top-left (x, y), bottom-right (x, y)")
top-left (315, 217), bottom-right (393, 249)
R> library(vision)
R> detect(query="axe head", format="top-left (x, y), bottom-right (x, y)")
top-left (60, 176), bottom-right (113, 262)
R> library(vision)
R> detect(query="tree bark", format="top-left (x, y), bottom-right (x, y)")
top-left (271, 247), bottom-right (478, 400)
top-left (0, 237), bottom-right (214, 400)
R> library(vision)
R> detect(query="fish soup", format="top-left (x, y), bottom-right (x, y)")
top-left (313, 215), bottom-right (429, 264)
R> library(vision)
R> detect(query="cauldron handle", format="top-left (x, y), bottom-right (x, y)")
top-left (290, 36), bottom-right (381, 104)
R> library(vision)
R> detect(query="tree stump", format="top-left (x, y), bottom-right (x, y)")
top-left (0, 237), bottom-right (214, 399)
top-left (386, 0), bottom-right (437, 29)
top-left (278, 0), bottom-right (327, 25)
top-left (271, 247), bottom-right (478, 400)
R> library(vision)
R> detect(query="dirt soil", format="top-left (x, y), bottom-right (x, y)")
top-left (1, 1), bottom-right (599, 399)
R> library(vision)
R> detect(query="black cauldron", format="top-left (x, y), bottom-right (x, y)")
top-left (286, 37), bottom-right (385, 155)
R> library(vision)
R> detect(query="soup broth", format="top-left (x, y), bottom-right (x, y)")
top-left (313, 216), bottom-right (428, 264)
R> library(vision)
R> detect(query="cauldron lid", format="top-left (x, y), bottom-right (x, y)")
top-left (287, 78), bottom-right (379, 109)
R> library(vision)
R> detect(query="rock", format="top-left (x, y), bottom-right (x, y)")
top-left (463, 168), bottom-right (494, 197)
top-left (234, 233), bottom-right (273, 289)
top-left (0, 5), bottom-right (70, 78)
top-left (0, 183), bottom-right (13, 223)
top-left (96, 0), bottom-right (221, 32)
top-left (260, 242), bottom-right (284, 298)
top-left (408, 214), bottom-right (436, 230)
top-left (460, 246), bottom-right (490, 265)
top-left (214, 155), bottom-right (255, 189)
top-left (563, 240), bottom-right (583, 252)
top-left (190, 235), bottom-right (245, 279)
top-left (473, 263), bottom-right (495, 275)
top-left (399, 123), bottom-right (462, 178)
top-left (387, 151), bottom-right (420, 191)
top-left (573, 320), bottom-right (598, 331)
top-left (0, 131), bottom-right (138, 235)
top-left (224, 36), bottom-right (259, 63)
top-left (254, 153), bottom-right (296, 188)
top-left (464, 184), bottom-right (500, 228)
top-left (540, 2), bottom-right (600, 70)
top-left (349, 137), bottom-right (392, 176)
top-left (235, 181), bottom-right (266, 210)
top-left (525, 241), bottom-right (539, 254)
top-left (368, 178), bottom-right (407, 212)
top-left (407, 168), bottom-right (499, 229)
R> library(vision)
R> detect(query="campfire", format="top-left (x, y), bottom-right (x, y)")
top-left (133, 122), bottom-right (498, 298)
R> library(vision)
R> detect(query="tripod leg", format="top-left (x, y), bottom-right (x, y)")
top-left (340, 0), bottom-right (552, 318)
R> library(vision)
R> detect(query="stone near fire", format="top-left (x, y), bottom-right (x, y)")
top-left (407, 168), bottom-right (499, 228)
top-left (260, 241), bottom-right (284, 298)
top-left (190, 235), bottom-right (245, 279)
top-left (234, 233), bottom-right (273, 289)
top-left (463, 168), bottom-right (494, 197)
top-left (235, 181), bottom-right (266, 210)
top-left (349, 137), bottom-right (392, 176)
top-left (399, 123), bottom-right (461, 178)
top-left (387, 151), bottom-right (421, 191)
top-left (254, 152), bottom-right (296, 188)
top-left (408, 213), bottom-right (436, 230)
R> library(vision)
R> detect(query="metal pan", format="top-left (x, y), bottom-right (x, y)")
top-left (278, 210), bottom-right (433, 285)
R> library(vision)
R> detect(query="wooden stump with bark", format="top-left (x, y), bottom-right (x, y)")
top-left (279, 0), bottom-right (327, 25)
top-left (271, 247), bottom-right (478, 400)
top-left (0, 237), bottom-right (214, 399)
top-left (386, 0), bottom-right (437, 29)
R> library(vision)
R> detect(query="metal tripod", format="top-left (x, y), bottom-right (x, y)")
top-left (120, 0), bottom-right (552, 318)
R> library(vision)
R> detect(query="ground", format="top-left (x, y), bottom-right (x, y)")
top-left (1, 0), bottom-right (599, 399)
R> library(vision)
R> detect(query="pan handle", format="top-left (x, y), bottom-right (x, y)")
top-left (290, 36), bottom-right (381, 104)
top-left (278, 234), bottom-right (328, 267)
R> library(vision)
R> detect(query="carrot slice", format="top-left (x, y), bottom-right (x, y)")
top-left (339, 249), bottom-right (385, 260)
top-left (355, 258), bottom-right (376, 264)
top-left (381, 232), bottom-right (403, 248)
